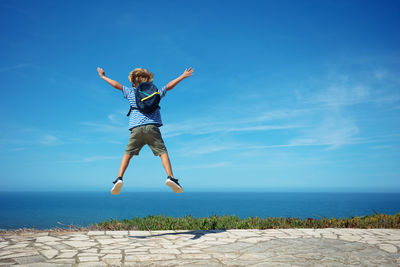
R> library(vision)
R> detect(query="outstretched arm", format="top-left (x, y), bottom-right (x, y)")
top-left (97, 67), bottom-right (122, 91)
top-left (166, 67), bottom-right (194, 91)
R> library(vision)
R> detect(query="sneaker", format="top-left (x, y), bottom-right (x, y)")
top-left (111, 177), bottom-right (123, 195)
top-left (165, 176), bottom-right (183, 193)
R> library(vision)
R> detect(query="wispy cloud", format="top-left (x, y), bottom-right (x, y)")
top-left (40, 135), bottom-right (63, 146)
top-left (82, 155), bottom-right (120, 162)
top-left (248, 108), bottom-right (315, 123)
top-left (163, 120), bottom-right (304, 138)
top-left (306, 84), bottom-right (370, 107)
top-left (56, 155), bottom-right (120, 163)
top-left (81, 110), bottom-right (127, 134)
top-left (288, 116), bottom-right (359, 150)
top-left (250, 134), bottom-right (400, 150)
top-left (81, 122), bottom-right (125, 133)
top-left (0, 63), bottom-right (30, 72)
top-left (186, 144), bottom-right (234, 156)
top-left (175, 161), bottom-right (229, 170)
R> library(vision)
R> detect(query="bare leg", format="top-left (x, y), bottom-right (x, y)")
top-left (118, 153), bottom-right (134, 178)
top-left (160, 152), bottom-right (174, 178)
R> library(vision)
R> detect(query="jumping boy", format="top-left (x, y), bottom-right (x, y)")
top-left (97, 66), bottom-right (194, 195)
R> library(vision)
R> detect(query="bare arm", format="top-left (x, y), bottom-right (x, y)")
top-left (97, 67), bottom-right (122, 91)
top-left (166, 67), bottom-right (194, 91)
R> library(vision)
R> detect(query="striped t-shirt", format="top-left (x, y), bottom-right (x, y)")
top-left (122, 85), bottom-right (167, 131)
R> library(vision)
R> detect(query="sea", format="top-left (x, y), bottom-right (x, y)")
top-left (0, 191), bottom-right (399, 230)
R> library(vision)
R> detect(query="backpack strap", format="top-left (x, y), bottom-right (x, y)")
top-left (126, 106), bottom-right (136, 117)
top-left (126, 105), bottom-right (160, 117)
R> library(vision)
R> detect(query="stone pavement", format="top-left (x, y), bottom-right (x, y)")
top-left (0, 229), bottom-right (399, 266)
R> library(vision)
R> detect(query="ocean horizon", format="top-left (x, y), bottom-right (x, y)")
top-left (0, 191), bottom-right (399, 230)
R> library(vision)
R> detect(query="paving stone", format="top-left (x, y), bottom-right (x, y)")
top-left (5, 243), bottom-right (30, 249)
top-left (322, 233), bottom-right (338, 239)
top-left (250, 262), bottom-right (292, 267)
top-left (128, 231), bottom-right (152, 236)
top-left (56, 252), bottom-right (77, 258)
top-left (209, 252), bottom-right (239, 260)
top-left (39, 249), bottom-right (58, 259)
top-left (228, 230), bottom-right (261, 237)
top-left (125, 247), bottom-right (150, 252)
top-left (0, 251), bottom-right (14, 257)
top-left (59, 250), bottom-right (77, 253)
top-left (48, 258), bottom-right (76, 264)
top-left (102, 258), bottom-right (122, 265)
top-left (77, 253), bottom-right (104, 257)
top-left (78, 256), bottom-right (99, 262)
top-left (338, 235), bottom-right (362, 242)
top-left (14, 255), bottom-right (46, 264)
top-left (105, 231), bottom-right (128, 236)
top-left (149, 248), bottom-right (181, 254)
top-left (161, 244), bottom-right (182, 249)
top-left (179, 253), bottom-right (212, 259)
top-left (385, 240), bottom-right (400, 246)
top-left (0, 251), bottom-right (39, 259)
top-left (76, 262), bottom-right (107, 267)
top-left (35, 236), bottom-right (61, 242)
top-left (0, 261), bottom-right (16, 266)
top-left (180, 248), bottom-right (203, 253)
top-left (81, 248), bottom-right (97, 253)
top-left (96, 239), bottom-right (114, 245)
top-left (378, 243), bottom-right (398, 253)
top-left (99, 249), bottom-right (120, 254)
top-left (177, 259), bottom-right (223, 266)
top-left (14, 263), bottom-right (73, 267)
top-left (51, 244), bottom-right (71, 250)
top-left (123, 262), bottom-right (155, 267)
top-left (242, 237), bottom-right (267, 243)
top-left (2, 229), bottom-right (400, 266)
top-left (0, 244), bottom-right (9, 250)
top-left (126, 254), bottom-right (176, 261)
top-left (87, 231), bottom-right (104, 235)
top-left (68, 236), bottom-right (90, 241)
top-left (102, 253), bottom-right (122, 259)
top-left (365, 239), bottom-right (381, 245)
top-left (62, 241), bottom-right (97, 248)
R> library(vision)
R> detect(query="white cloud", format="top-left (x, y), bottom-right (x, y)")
top-left (81, 122), bottom-right (125, 133)
top-left (249, 108), bottom-right (314, 123)
top-left (57, 155), bottom-right (120, 163)
top-left (41, 135), bottom-right (62, 146)
top-left (82, 155), bottom-right (120, 162)
top-left (288, 117), bottom-right (359, 150)
top-left (373, 70), bottom-right (388, 80)
top-left (187, 145), bottom-right (233, 156)
top-left (107, 111), bottom-right (125, 125)
top-left (163, 120), bottom-right (304, 138)
top-left (175, 161), bottom-right (229, 170)
top-left (309, 84), bottom-right (370, 107)
top-left (0, 63), bottom-right (30, 72)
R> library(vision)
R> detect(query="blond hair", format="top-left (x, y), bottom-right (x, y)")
top-left (128, 68), bottom-right (154, 87)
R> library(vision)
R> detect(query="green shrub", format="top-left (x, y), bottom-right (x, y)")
top-left (93, 212), bottom-right (400, 230)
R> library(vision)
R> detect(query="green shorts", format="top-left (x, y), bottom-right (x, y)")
top-left (125, 124), bottom-right (167, 156)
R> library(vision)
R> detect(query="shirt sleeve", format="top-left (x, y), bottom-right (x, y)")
top-left (122, 85), bottom-right (132, 99)
top-left (158, 85), bottom-right (167, 99)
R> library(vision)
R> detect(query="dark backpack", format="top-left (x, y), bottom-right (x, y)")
top-left (126, 82), bottom-right (161, 116)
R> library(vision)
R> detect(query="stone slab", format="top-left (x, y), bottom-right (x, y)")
top-left (1, 229), bottom-right (399, 266)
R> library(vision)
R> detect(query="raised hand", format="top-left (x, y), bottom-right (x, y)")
top-left (181, 67), bottom-right (194, 78)
top-left (97, 67), bottom-right (106, 78)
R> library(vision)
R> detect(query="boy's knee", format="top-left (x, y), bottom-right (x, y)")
top-left (159, 152), bottom-right (168, 158)
top-left (124, 153), bottom-right (134, 159)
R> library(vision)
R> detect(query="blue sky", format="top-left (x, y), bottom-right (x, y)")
top-left (1, 0), bottom-right (399, 192)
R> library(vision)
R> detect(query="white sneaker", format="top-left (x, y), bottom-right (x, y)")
top-left (111, 177), bottom-right (123, 195)
top-left (165, 176), bottom-right (183, 193)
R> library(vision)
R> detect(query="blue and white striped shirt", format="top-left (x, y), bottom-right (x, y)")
top-left (122, 85), bottom-right (167, 131)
